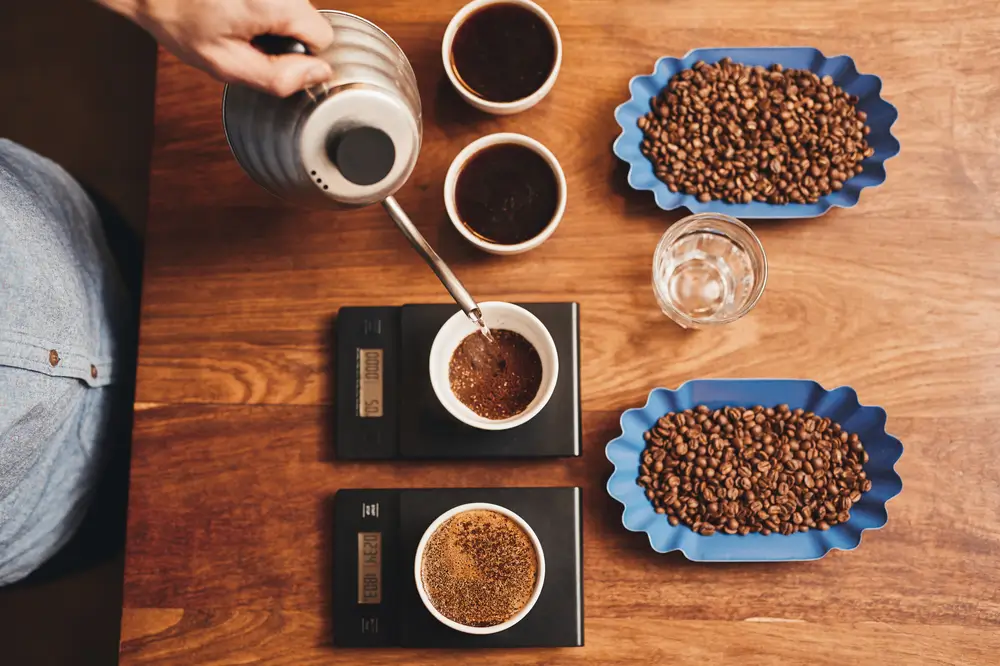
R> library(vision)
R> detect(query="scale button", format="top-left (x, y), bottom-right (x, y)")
top-left (363, 318), bottom-right (383, 335)
top-left (362, 502), bottom-right (380, 518)
top-left (361, 617), bottom-right (379, 634)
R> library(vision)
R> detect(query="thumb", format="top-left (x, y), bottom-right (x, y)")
top-left (224, 45), bottom-right (332, 97)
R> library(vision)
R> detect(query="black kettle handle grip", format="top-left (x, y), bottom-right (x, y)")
top-left (251, 34), bottom-right (310, 56)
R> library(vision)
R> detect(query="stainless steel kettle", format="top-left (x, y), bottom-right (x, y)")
top-left (222, 10), bottom-right (485, 327)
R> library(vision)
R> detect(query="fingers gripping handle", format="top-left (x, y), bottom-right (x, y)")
top-left (251, 34), bottom-right (310, 56)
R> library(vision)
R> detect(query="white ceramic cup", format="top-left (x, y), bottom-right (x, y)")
top-left (414, 502), bottom-right (546, 635)
top-left (444, 132), bottom-right (567, 255)
top-left (441, 0), bottom-right (562, 115)
top-left (429, 301), bottom-right (559, 430)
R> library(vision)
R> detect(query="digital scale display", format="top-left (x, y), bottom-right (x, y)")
top-left (357, 532), bottom-right (382, 603)
top-left (335, 490), bottom-right (400, 646)
top-left (357, 348), bottom-right (383, 418)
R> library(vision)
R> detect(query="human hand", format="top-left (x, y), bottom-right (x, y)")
top-left (98, 0), bottom-right (334, 96)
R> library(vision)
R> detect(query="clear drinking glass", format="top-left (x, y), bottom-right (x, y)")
top-left (652, 213), bottom-right (767, 328)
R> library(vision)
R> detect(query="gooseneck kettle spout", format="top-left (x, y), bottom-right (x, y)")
top-left (381, 196), bottom-right (485, 328)
top-left (221, 10), bottom-right (488, 330)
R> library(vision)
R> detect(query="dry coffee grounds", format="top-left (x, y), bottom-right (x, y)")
top-left (637, 404), bottom-right (871, 536)
top-left (448, 329), bottom-right (542, 419)
top-left (639, 58), bottom-right (874, 205)
top-left (421, 509), bottom-right (538, 627)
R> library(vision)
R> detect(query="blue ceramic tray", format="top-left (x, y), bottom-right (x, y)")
top-left (605, 380), bottom-right (903, 561)
top-left (613, 47), bottom-right (900, 218)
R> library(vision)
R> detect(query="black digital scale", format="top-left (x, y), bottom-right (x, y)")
top-left (333, 487), bottom-right (584, 648)
top-left (335, 303), bottom-right (581, 459)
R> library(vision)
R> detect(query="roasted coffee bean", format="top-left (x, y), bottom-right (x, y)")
top-left (638, 59), bottom-right (871, 205)
top-left (636, 404), bottom-right (870, 536)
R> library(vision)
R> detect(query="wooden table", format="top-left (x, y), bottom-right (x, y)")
top-left (120, 1), bottom-right (1000, 663)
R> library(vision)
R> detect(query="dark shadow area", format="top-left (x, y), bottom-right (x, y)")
top-left (607, 147), bottom-right (688, 226)
top-left (89, 187), bottom-right (146, 308)
top-left (319, 495), bottom-right (337, 646)
top-left (0, 1), bottom-right (156, 237)
top-left (432, 75), bottom-right (494, 128)
top-left (323, 313), bottom-right (339, 463)
top-left (432, 211), bottom-right (507, 268)
top-left (0, 0), bottom-right (156, 664)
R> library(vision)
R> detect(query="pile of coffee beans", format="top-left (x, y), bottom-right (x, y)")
top-left (636, 404), bottom-right (871, 536)
top-left (638, 58), bottom-right (875, 205)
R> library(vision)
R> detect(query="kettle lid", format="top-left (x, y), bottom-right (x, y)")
top-left (299, 85), bottom-right (420, 206)
top-left (329, 126), bottom-right (396, 186)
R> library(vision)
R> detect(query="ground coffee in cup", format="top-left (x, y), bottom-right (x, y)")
top-left (448, 329), bottom-right (542, 419)
top-left (420, 508), bottom-right (539, 627)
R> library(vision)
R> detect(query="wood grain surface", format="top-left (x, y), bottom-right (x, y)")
top-left (123, 0), bottom-right (1000, 663)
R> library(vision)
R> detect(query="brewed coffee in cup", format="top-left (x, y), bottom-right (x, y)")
top-left (455, 142), bottom-right (560, 245)
top-left (449, 2), bottom-right (557, 103)
top-left (419, 508), bottom-right (539, 627)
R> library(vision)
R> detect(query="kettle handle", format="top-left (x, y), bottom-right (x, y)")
top-left (251, 34), bottom-right (311, 56)
top-left (251, 34), bottom-right (331, 99)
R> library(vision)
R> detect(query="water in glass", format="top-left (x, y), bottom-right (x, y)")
top-left (652, 214), bottom-right (766, 327)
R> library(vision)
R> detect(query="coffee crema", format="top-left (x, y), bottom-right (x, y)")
top-left (455, 143), bottom-right (559, 245)
top-left (450, 3), bottom-right (556, 103)
top-left (420, 509), bottom-right (538, 627)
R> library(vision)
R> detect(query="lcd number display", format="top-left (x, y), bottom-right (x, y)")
top-left (357, 532), bottom-right (381, 604)
top-left (357, 348), bottom-right (383, 418)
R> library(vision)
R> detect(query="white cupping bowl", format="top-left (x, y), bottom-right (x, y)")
top-left (441, 0), bottom-right (562, 115)
top-left (414, 502), bottom-right (546, 634)
top-left (429, 302), bottom-right (558, 430)
top-left (444, 132), bottom-right (567, 255)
